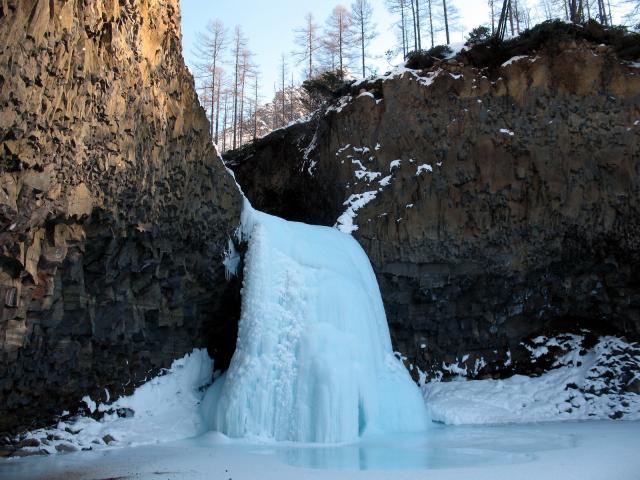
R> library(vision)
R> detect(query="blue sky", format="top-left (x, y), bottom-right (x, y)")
top-left (180, 0), bottom-right (488, 100)
top-left (179, 1), bottom-right (633, 101)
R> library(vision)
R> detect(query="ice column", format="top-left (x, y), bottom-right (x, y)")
top-left (201, 204), bottom-right (428, 443)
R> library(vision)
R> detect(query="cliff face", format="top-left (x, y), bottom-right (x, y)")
top-left (229, 41), bottom-right (640, 379)
top-left (0, 0), bottom-right (242, 434)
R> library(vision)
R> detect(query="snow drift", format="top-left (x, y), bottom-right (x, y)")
top-left (201, 201), bottom-right (428, 443)
top-left (15, 349), bottom-right (213, 453)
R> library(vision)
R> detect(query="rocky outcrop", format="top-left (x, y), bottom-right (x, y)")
top-left (0, 0), bottom-right (242, 435)
top-left (229, 40), bottom-right (640, 380)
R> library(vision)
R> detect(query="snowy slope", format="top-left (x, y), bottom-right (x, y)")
top-left (424, 335), bottom-right (640, 425)
top-left (12, 349), bottom-right (213, 454)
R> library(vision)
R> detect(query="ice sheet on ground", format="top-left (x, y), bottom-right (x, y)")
top-left (2, 421), bottom-right (639, 480)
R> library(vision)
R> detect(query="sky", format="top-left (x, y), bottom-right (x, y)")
top-left (180, 0), bottom-right (488, 100)
top-left (179, 0), bottom-right (634, 103)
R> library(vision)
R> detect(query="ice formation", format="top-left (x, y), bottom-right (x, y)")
top-left (201, 201), bottom-right (427, 443)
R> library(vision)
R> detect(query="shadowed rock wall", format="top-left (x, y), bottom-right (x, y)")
top-left (229, 41), bottom-right (640, 379)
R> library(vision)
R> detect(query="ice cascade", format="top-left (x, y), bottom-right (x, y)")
top-left (201, 201), bottom-right (428, 443)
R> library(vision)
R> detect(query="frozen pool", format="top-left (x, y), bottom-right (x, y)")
top-left (1, 420), bottom-right (638, 480)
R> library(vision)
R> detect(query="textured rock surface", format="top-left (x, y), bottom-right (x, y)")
top-left (229, 41), bottom-right (640, 380)
top-left (0, 0), bottom-right (242, 434)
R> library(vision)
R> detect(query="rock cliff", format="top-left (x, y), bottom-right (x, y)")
top-left (229, 39), bottom-right (640, 379)
top-left (0, 0), bottom-right (242, 435)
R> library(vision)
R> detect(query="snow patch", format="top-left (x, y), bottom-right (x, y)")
top-left (336, 191), bottom-right (380, 234)
top-left (416, 164), bottom-right (433, 175)
top-left (378, 175), bottom-right (392, 187)
top-left (501, 55), bottom-right (530, 67)
top-left (357, 91), bottom-right (375, 100)
top-left (424, 335), bottom-right (640, 425)
top-left (326, 96), bottom-right (353, 115)
top-left (16, 350), bottom-right (213, 454)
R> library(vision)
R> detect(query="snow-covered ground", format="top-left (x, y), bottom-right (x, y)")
top-left (425, 335), bottom-right (640, 425)
top-left (2, 421), bottom-right (639, 480)
top-left (10, 349), bottom-right (214, 454)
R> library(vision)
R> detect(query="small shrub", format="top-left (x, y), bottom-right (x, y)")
top-left (302, 70), bottom-right (353, 109)
top-left (461, 19), bottom-right (640, 70)
top-left (428, 44), bottom-right (454, 59)
top-left (466, 25), bottom-right (491, 46)
top-left (405, 50), bottom-right (435, 69)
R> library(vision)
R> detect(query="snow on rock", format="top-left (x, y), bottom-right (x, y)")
top-left (354, 169), bottom-right (381, 182)
top-left (417, 69), bottom-right (442, 87)
top-left (378, 175), bottom-right (392, 187)
top-left (16, 349), bottom-right (214, 454)
top-left (416, 164), bottom-right (433, 175)
top-left (354, 66), bottom-right (442, 89)
top-left (336, 144), bottom-right (351, 156)
top-left (336, 191), bottom-right (378, 234)
top-left (500, 128), bottom-right (515, 136)
top-left (357, 91), bottom-right (376, 100)
top-left (202, 201), bottom-right (428, 443)
top-left (501, 55), bottom-right (530, 67)
top-left (333, 146), bottom-right (400, 233)
top-left (326, 95), bottom-right (353, 115)
top-left (424, 335), bottom-right (640, 425)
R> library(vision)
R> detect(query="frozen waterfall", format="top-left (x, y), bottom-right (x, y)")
top-left (201, 202), bottom-right (428, 443)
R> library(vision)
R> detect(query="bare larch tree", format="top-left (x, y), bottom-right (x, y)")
top-left (350, 0), bottom-right (378, 77)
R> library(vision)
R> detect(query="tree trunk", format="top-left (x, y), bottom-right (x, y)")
top-left (410, 0), bottom-right (418, 51)
top-left (428, 0), bottom-right (434, 48)
top-left (400, 0), bottom-right (407, 58)
top-left (290, 73), bottom-right (294, 122)
top-left (210, 55), bottom-right (217, 140)
top-left (339, 15), bottom-right (344, 73)
top-left (239, 67), bottom-right (246, 147)
top-left (490, 0), bottom-right (495, 35)
top-left (361, 14), bottom-right (366, 76)
top-left (443, 0), bottom-right (450, 44)
top-left (586, 0), bottom-right (591, 19)
top-left (496, 0), bottom-right (510, 40)
top-left (209, 81), bottom-right (214, 140)
top-left (222, 93), bottom-right (228, 152)
top-left (232, 45), bottom-right (239, 150)
top-left (508, 0), bottom-right (515, 36)
top-left (281, 69), bottom-right (285, 126)
top-left (214, 75), bottom-right (221, 145)
top-left (416, 0), bottom-right (421, 50)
